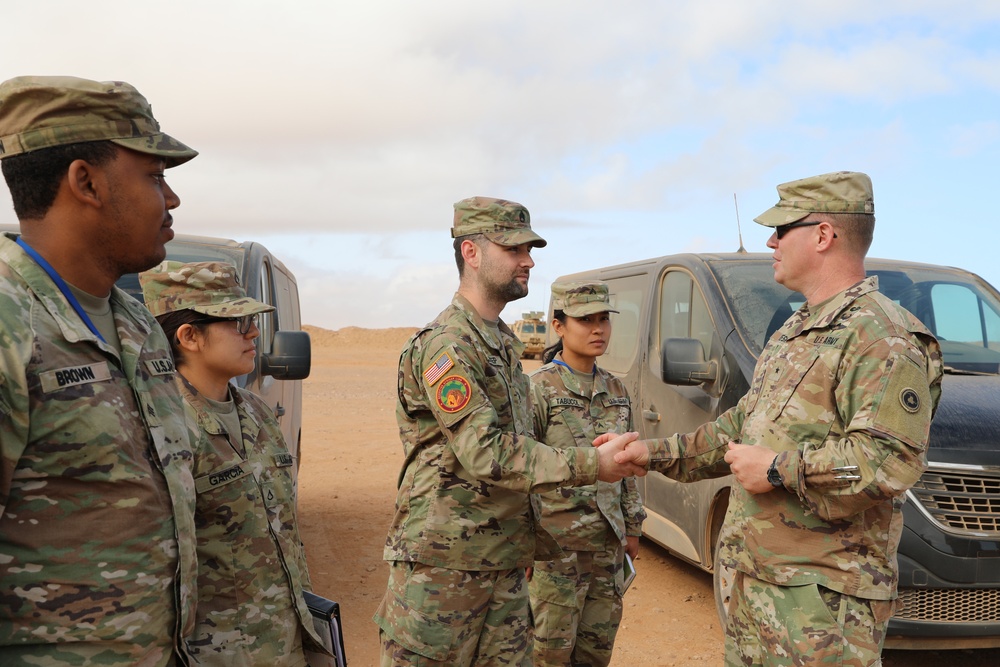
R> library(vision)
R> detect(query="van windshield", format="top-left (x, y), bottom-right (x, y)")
top-left (708, 259), bottom-right (1000, 374)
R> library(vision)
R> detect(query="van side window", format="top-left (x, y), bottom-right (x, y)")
top-left (600, 274), bottom-right (647, 374)
top-left (659, 270), bottom-right (714, 360)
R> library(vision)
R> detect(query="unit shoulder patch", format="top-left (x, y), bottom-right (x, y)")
top-left (899, 388), bottom-right (920, 413)
top-left (436, 374), bottom-right (473, 413)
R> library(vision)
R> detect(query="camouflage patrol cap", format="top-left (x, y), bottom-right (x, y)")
top-left (754, 171), bottom-right (874, 227)
top-left (139, 261), bottom-right (275, 318)
top-left (0, 75), bottom-right (197, 166)
top-left (551, 280), bottom-right (619, 317)
top-left (452, 196), bottom-right (547, 248)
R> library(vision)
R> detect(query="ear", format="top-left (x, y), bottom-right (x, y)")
top-left (816, 222), bottom-right (837, 250)
top-left (174, 323), bottom-right (204, 353)
top-left (461, 238), bottom-right (482, 270)
top-left (552, 318), bottom-right (565, 339)
top-left (65, 158), bottom-right (105, 210)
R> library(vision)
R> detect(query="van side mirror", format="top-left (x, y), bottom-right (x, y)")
top-left (662, 337), bottom-right (717, 386)
top-left (261, 331), bottom-right (311, 380)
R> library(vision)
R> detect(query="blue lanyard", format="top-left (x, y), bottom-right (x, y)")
top-left (552, 358), bottom-right (596, 376)
top-left (16, 237), bottom-right (106, 343)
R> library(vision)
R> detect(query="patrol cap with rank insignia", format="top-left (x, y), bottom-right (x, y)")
top-left (754, 171), bottom-right (874, 227)
top-left (451, 196), bottom-right (547, 248)
top-left (551, 280), bottom-right (619, 317)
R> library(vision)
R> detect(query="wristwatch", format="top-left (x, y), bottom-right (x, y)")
top-left (767, 455), bottom-right (783, 488)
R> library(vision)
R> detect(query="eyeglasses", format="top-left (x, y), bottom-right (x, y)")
top-left (191, 313), bottom-right (259, 335)
top-left (774, 220), bottom-right (837, 240)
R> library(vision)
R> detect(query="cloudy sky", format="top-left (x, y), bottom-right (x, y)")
top-left (2, 2), bottom-right (999, 330)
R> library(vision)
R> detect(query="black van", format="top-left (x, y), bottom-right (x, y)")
top-left (553, 252), bottom-right (1000, 649)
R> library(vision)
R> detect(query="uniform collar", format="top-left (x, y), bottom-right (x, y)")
top-left (176, 373), bottom-right (261, 437)
top-left (450, 292), bottom-right (523, 357)
top-left (0, 233), bottom-right (157, 347)
top-left (550, 356), bottom-right (612, 399)
top-left (783, 275), bottom-right (879, 338)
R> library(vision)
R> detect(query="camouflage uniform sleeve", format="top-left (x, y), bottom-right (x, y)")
top-left (646, 393), bottom-right (748, 482)
top-left (777, 337), bottom-right (940, 521)
top-left (411, 335), bottom-right (599, 493)
top-left (529, 373), bottom-right (549, 442)
top-left (620, 400), bottom-right (646, 536)
top-left (775, 335), bottom-right (938, 521)
top-left (0, 318), bottom-right (31, 518)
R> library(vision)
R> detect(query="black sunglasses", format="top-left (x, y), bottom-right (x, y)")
top-left (191, 313), bottom-right (259, 335)
top-left (774, 220), bottom-right (837, 240)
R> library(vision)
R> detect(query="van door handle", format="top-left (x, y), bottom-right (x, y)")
top-left (643, 409), bottom-right (660, 422)
top-left (274, 402), bottom-right (286, 417)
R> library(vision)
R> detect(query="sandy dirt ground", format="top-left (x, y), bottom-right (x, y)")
top-left (296, 325), bottom-right (1000, 667)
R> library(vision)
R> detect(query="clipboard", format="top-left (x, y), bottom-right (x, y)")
top-left (303, 591), bottom-right (347, 667)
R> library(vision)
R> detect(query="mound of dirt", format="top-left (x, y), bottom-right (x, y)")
top-left (304, 325), bottom-right (418, 350)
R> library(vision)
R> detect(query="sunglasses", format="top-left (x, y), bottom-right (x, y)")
top-left (191, 313), bottom-right (259, 335)
top-left (774, 220), bottom-right (837, 240)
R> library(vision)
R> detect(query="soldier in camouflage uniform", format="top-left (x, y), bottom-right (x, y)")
top-left (611, 172), bottom-right (944, 666)
top-left (140, 261), bottom-right (329, 665)
top-left (373, 197), bottom-right (645, 667)
top-left (528, 281), bottom-right (646, 667)
top-left (0, 76), bottom-right (199, 664)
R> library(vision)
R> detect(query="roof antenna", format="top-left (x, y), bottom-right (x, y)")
top-left (734, 193), bottom-right (747, 254)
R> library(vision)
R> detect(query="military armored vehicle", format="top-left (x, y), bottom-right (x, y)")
top-left (512, 311), bottom-right (547, 359)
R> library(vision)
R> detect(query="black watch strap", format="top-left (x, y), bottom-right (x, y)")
top-left (767, 455), bottom-right (782, 488)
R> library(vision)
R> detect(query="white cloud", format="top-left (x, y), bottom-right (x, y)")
top-left (3, 2), bottom-right (1000, 327)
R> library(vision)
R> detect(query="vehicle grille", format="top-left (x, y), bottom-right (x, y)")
top-left (908, 467), bottom-right (1000, 535)
top-left (896, 588), bottom-right (1000, 623)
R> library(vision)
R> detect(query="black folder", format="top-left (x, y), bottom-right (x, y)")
top-left (304, 591), bottom-right (347, 667)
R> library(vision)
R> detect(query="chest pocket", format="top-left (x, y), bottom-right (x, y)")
top-left (598, 397), bottom-right (631, 435)
top-left (754, 346), bottom-right (823, 421)
top-left (482, 352), bottom-right (527, 433)
top-left (259, 460), bottom-right (298, 528)
top-left (548, 398), bottom-right (594, 448)
top-left (259, 468), bottom-right (305, 572)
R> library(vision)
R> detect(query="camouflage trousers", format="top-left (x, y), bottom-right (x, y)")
top-left (373, 561), bottom-right (532, 667)
top-left (529, 537), bottom-right (625, 667)
top-left (725, 571), bottom-right (894, 667)
top-left (0, 643), bottom-right (179, 667)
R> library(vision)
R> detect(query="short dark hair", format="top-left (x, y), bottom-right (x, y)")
top-left (453, 233), bottom-right (488, 278)
top-left (155, 309), bottom-right (209, 367)
top-left (1, 140), bottom-right (118, 220)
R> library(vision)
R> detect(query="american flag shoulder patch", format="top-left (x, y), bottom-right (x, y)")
top-left (423, 352), bottom-right (454, 386)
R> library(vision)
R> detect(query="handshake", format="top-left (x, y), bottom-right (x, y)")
top-left (593, 432), bottom-right (652, 483)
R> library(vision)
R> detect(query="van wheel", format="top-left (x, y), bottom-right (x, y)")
top-left (713, 537), bottom-right (735, 631)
